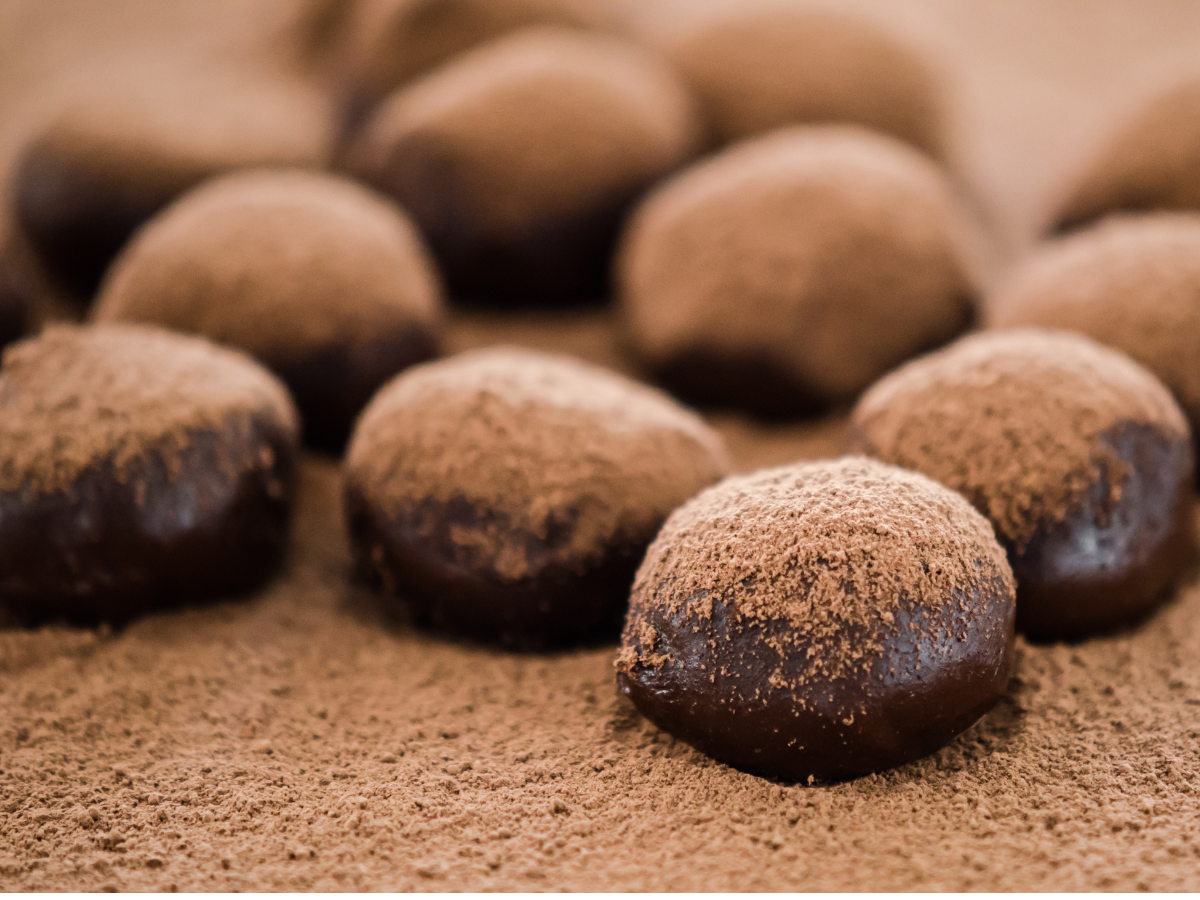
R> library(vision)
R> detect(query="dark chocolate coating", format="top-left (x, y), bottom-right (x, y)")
top-left (618, 575), bottom-right (1015, 783)
top-left (0, 414), bottom-right (296, 626)
top-left (0, 275), bottom-right (28, 350)
top-left (14, 142), bottom-right (182, 299)
top-left (1009, 422), bottom-right (1195, 641)
top-left (367, 158), bottom-right (637, 306)
top-left (274, 325), bottom-right (440, 451)
top-left (345, 488), bottom-right (637, 648)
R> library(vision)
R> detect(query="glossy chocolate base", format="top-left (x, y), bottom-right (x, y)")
top-left (618, 576), bottom-right (1015, 784)
top-left (345, 485), bottom-right (642, 649)
top-left (642, 348), bottom-right (828, 419)
top-left (276, 325), bottom-right (440, 451)
top-left (15, 141), bottom-right (191, 299)
top-left (1011, 422), bottom-right (1195, 641)
top-left (0, 415), bottom-right (297, 626)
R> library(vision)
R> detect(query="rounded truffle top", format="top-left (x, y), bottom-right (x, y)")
top-left (0, 324), bottom-right (298, 496)
top-left (345, 346), bottom-right (731, 582)
top-left (989, 213), bottom-right (1200, 422)
top-left (618, 125), bottom-right (977, 399)
top-left (350, 26), bottom-right (701, 236)
top-left (1048, 78), bottom-right (1200, 232)
top-left (664, 7), bottom-right (945, 155)
top-left (620, 456), bottom-right (1011, 685)
top-left (850, 329), bottom-right (1189, 548)
top-left (94, 169), bottom-right (445, 365)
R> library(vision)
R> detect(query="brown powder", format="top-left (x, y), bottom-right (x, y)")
top-left (662, 6), bottom-right (946, 156)
top-left (344, 346), bottom-right (731, 583)
top-left (93, 169), bottom-right (444, 369)
top-left (989, 212), bottom-right (1200, 433)
top-left (849, 329), bottom-right (1189, 549)
top-left (618, 457), bottom-right (1011, 687)
top-left (618, 125), bottom-right (978, 403)
top-left (0, 324), bottom-right (298, 496)
top-left (349, 26), bottom-right (701, 239)
top-left (1048, 77), bottom-right (1200, 232)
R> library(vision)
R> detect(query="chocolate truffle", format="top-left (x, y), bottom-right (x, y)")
top-left (14, 63), bottom-right (335, 299)
top-left (343, 346), bottom-right (731, 648)
top-left (989, 213), bottom-right (1200, 443)
top-left (349, 27), bottom-right (702, 305)
top-left (663, 7), bottom-right (945, 155)
top-left (93, 169), bottom-right (445, 449)
top-left (0, 324), bottom-right (300, 626)
top-left (1048, 78), bottom-right (1200, 232)
top-left (338, 0), bottom-right (607, 128)
top-left (850, 329), bottom-right (1194, 640)
top-left (0, 222), bottom-right (31, 349)
top-left (618, 126), bottom-right (978, 416)
top-left (616, 456), bottom-right (1015, 783)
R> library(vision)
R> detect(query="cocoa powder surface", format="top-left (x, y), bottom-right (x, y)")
top-left (3, 0), bottom-right (1200, 892)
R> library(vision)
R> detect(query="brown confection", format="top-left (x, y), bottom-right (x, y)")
top-left (616, 456), bottom-right (1015, 783)
top-left (0, 324), bottom-right (300, 625)
top-left (1048, 78), bottom-right (1200, 232)
top-left (0, 221), bottom-right (31, 349)
top-left (850, 329), bottom-right (1195, 640)
top-left (618, 125), bottom-right (978, 417)
top-left (337, 0), bottom-right (610, 132)
top-left (989, 213), bottom-right (1200, 444)
top-left (14, 62), bottom-right (335, 299)
top-left (93, 169), bottom-right (445, 449)
top-left (349, 27), bottom-right (702, 305)
top-left (343, 346), bottom-right (730, 647)
top-left (662, 7), bottom-right (946, 155)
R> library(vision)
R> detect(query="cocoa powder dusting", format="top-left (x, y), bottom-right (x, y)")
top-left (0, 324), bottom-right (298, 496)
top-left (345, 346), bottom-right (730, 582)
top-left (619, 457), bottom-right (1011, 688)
top-left (851, 329), bottom-right (1189, 549)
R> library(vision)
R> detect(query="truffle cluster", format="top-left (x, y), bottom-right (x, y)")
top-left (3, 1), bottom-right (1199, 793)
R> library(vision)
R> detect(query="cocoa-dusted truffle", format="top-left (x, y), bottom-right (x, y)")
top-left (93, 169), bottom-right (445, 449)
top-left (1048, 79), bottom-right (1200, 232)
top-left (850, 329), bottom-right (1194, 640)
top-left (0, 324), bottom-right (300, 625)
top-left (990, 213), bottom-right (1200, 443)
top-left (350, 27), bottom-right (701, 305)
top-left (618, 126), bottom-right (978, 416)
top-left (616, 456), bottom-right (1015, 783)
top-left (338, 0), bottom-right (608, 128)
top-left (344, 346), bottom-right (731, 648)
top-left (663, 7), bottom-right (945, 155)
top-left (15, 63), bottom-right (335, 299)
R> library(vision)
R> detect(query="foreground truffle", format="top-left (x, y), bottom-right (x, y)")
top-left (1048, 78), bottom-right (1200, 232)
top-left (663, 7), bottom-right (945, 155)
top-left (350, 27), bottom-right (701, 305)
top-left (617, 457), bottom-right (1015, 783)
top-left (15, 63), bottom-right (334, 299)
top-left (344, 346), bottom-right (730, 647)
top-left (990, 213), bottom-right (1200, 443)
top-left (0, 325), bottom-right (300, 625)
top-left (618, 126), bottom-right (977, 416)
top-left (850, 330), bottom-right (1194, 640)
top-left (94, 169), bottom-right (445, 448)
top-left (338, 0), bottom-right (607, 129)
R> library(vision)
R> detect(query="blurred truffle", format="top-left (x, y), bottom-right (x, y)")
top-left (851, 330), bottom-right (1194, 640)
top-left (337, 0), bottom-right (611, 129)
top-left (0, 221), bottom-right (32, 349)
top-left (94, 169), bottom-right (445, 449)
top-left (1048, 78), bottom-right (1200, 232)
top-left (344, 346), bottom-right (731, 648)
top-left (350, 27), bottom-right (702, 305)
top-left (14, 63), bottom-right (336, 300)
top-left (618, 125), bottom-right (978, 416)
top-left (991, 213), bottom-right (1200, 443)
top-left (663, 7), bottom-right (945, 155)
